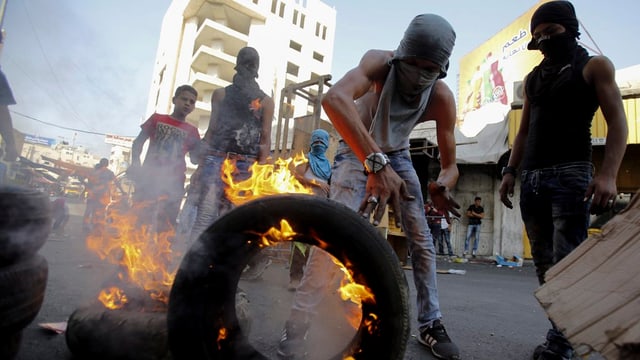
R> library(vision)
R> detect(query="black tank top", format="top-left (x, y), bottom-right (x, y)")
top-left (209, 84), bottom-right (265, 156)
top-left (522, 47), bottom-right (598, 170)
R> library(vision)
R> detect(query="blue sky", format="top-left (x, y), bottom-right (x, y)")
top-left (2, 0), bottom-right (639, 156)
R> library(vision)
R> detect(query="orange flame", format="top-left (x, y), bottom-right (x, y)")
top-left (257, 218), bottom-right (297, 246)
top-left (86, 199), bottom-right (177, 307)
top-left (249, 98), bottom-right (262, 112)
top-left (363, 313), bottom-right (380, 335)
top-left (98, 287), bottom-right (128, 310)
top-left (222, 152), bottom-right (312, 205)
top-left (254, 219), bottom-right (376, 331)
top-left (217, 327), bottom-right (227, 350)
top-left (330, 256), bottom-right (376, 329)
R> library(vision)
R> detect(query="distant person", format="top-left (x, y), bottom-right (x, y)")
top-left (288, 129), bottom-right (332, 290)
top-left (51, 192), bottom-right (70, 237)
top-left (464, 196), bottom-right (484, 257)
top-left (83, 158), bottom-right (121, 231)
top-left (0, 148), bottom-right (7, 184)
top-left (0, 67), bottom-right (19, 162)
top-left (425, 200), bottom-right (443, 254)
top-left (440, 212), bottom-right (455, 257)
top-left (498, 2), bottom-right (628, 359)
top-left (130, 85), bottom-right (201, 234)
top-left (189, 47), bottom-right (275, 280)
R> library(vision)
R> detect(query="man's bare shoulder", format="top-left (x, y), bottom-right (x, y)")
top-left (431, 80), bottom-right (455, 104)
top-left (422, 80), bottom-right (456, 123)
top-left (361, 49), bottom-right (394, 62)
top-left (584, 55), bottom-right (616, 84)
top-left (359, 49), bottom-right (394, 79)
top-left (212, 87), bottom-right (226, 101)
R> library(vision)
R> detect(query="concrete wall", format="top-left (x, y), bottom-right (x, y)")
top-left (450, 164), bottom-right (525, 258)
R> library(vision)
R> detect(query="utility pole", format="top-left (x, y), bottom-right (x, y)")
top-left (0, 0), bottom-right (8, 59)
top-left (0, 0), bottom-right (7, 35)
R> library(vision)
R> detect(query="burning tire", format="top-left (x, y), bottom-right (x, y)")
top-left (0, 254), bottom-right (48, 359)
top-left (65, 289), bottom-right (252, 360)
top-left (0, 185), bottom-right (51, 266)
top-left (66, 303), bottom-right (170, 360)
top-left (168, 194), bottom-right (410, 359)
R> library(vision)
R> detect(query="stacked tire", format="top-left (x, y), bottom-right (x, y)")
top-left (0, 186), bottom-right (51, 359)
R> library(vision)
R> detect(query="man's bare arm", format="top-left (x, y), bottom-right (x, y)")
top-left (322, 49), bottom-right (390, 161)
top-left (584, 55), bottom-right (628, 211)
top-left (258, 96), bottom-right (275, 163)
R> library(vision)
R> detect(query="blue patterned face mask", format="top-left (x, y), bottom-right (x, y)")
top-left (310, 143), bottom-right (327, 155)
top-left (395, 61), bottom-right (440, 101)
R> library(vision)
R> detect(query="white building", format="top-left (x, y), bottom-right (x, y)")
top-left (145, 0), bottom-right (337, 149)
top-left (22, 139), bottom-right (99, 170)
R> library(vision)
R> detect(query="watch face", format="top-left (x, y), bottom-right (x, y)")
top-left (366, 153), bottom-right (388, 173)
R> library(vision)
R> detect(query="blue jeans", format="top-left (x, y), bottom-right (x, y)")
top-left (189, 155), bottom-right (253, 243)
top-left (439, 228), bottom-right (454, 256)
top-left (293, 142), bottom-right (441, 331)
top-left (519, 162), bottom-right (593, 285)
top-left (464, 224), bottom-right (481, 253)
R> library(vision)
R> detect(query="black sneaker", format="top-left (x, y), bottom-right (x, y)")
top-left (533, 342), bottom-right (547, 360)
top-left (277, 320), bottom-right (309, 359)
top-left (418, 320), bottom-right (460, 359)
top-left (533, 329), bottom-right (574, 360)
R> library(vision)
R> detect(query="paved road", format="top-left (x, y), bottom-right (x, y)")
top-left (13, 200), bottom-right (550, 360)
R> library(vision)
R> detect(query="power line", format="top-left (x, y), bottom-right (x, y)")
top-left (11, 109), bottom-right (137, 137)
top-left (21, 0), bottom-right (97, 132)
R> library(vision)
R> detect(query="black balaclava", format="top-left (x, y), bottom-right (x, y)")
top-left (527, 0), bottom-right (580, 50)
top-left (235, 46), bottom-right (260, 78)
top-left (525, 1), bottom-right (590, 103)
top-left (231, 46), bottom-right (265, 101)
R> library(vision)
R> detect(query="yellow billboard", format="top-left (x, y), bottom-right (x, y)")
top-left (457, 1), bottom-right (548, 135)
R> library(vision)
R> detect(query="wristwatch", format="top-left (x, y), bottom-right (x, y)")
top-left (501, 165), bottom-right (517, 177)
top-left (364, 152), bottom-right (390, 174)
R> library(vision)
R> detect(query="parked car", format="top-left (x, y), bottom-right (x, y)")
top-left (64, 181), bottom-right (85, 198)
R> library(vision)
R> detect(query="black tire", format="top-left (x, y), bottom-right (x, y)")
top-left (168, 194), bottom-right (410, 360)
top-left (66, 303), bottom-right (170, 360)
top-left (0, 254), bottom-right (48, 333)
top-left (0, 330), bottom-right (22, 360)
top-left (0, 185), bottom-right (52, 266)
top-left (65, 292), bottom-right (251, 360)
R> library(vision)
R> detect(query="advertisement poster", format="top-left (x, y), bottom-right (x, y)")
top-left (457, 2), bottom-right (545, 137)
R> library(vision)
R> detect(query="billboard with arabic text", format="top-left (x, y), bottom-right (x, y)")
top-left (457, 1), bottom-right (547, 137)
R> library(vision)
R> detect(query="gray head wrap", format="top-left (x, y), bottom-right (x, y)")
top-left (393, 14), bottom-right (456, 78)
top-left (235, 46), bottom-right (260, 78)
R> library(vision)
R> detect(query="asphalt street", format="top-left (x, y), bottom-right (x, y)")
top-left (13, 199), bottom-right (551, 360)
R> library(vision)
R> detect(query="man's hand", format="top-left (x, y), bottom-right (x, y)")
top-left (428, 181), bottom-right (460, 222)
top-left (359, 166), bottom-right (414, 226)
top-left (499, 174), bottom-right (516, 209)
top-left (585, 174), bottom-right (618, 215)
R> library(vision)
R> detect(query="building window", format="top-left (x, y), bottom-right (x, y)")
top-left (322, 25), bottom-right (327, 40)
top-left (293, 9), bottom-right (298, 25)
top-left (271, 0), bottom-right (277, 14)
top-left (315, 22), bottom-right (320, 36)
top-left (279, 2), bottom-right (285, 18)
top-left (286, 62), bottom-right (299, 77)
top-left (253, 0), bottom-right (259, 4)
top-left (313, 51), bottom-right (324, 63)
top-left (289, 40), bottom-right (302, 52)
top-left (299, 14), bottom-right (305, 29)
